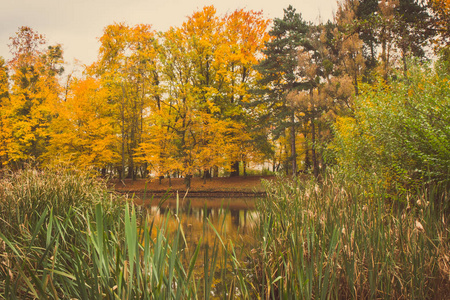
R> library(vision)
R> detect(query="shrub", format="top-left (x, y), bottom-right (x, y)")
top-left (333, 62), bottom-right (450, 198)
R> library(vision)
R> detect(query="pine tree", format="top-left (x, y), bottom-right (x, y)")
top-left (256, 5), bottom-right (309, 175)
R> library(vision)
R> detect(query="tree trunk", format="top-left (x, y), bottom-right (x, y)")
top-left (311, 116), bottom-right (319, 179)
top-left (120, 118), bottom-right (126, 180)
top-left (213, 165), bottom-right (219, 178)
top-left (184, 175), bottom-right (192, 189)
top-left (402, 46), bottom-right (408, 81)
top-left (230, 161), bottom-right (240, 177)
top-left (290, 112), bottom-right (297, 176)
top-left (304, 138), bottom-right (310, 172)
top-left (120, 85), bottom-right (127, 181)
top-left (203, 168), bottom-right (211, 183)
top-left (310, 89), bottom-right (319, 179)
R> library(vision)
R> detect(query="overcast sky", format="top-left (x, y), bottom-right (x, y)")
top-left (1, 0), bottom-right (338, 69)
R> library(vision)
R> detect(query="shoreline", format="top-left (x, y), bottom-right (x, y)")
top-left (115, 190), bottom-right (267, 199)
top-left (111, 175), bottom-right (274, 198)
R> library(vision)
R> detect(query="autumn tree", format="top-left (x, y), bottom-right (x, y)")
top-left (217, 9), bottom-right (270, 176)
top-left (141, 6), bottom-right (270, 184)
top-left (3, 27), bottom-right (63, 168)
top-left (95, 23), bottom-right (159, 179)
top-left (44, 77), bottom-right (118, 171)
top-left (334, 0), bottom-right (366, 98)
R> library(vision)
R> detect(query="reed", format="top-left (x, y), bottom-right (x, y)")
top-left (248, 169), bottom-right (449, 299)
top-left (2, 167), bottom-right (448, 299)
top-left (0, 168), bottom-right (243, 299)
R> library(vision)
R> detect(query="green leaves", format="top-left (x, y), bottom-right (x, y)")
top-left (334, 63), bottom-right (450, 194)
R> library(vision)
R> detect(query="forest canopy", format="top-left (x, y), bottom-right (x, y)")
top-left (0, 0), bottom-right (449, 190)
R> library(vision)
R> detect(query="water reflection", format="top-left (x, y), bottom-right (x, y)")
top-left (146, 198), bottom-right (257, 236)
top-left (144, 198), bottom-right (258, 298)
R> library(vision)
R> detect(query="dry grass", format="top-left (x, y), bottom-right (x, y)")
top-left (249, 171), bottom-right (450, 299)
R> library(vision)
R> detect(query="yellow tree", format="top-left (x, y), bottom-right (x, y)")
top-left (95, 23), bottom-right (160, 179)
top-left (220, 9), bottom-right (271, 176)
top-left (45, 77), bottom-right (119, 172)
top-left (131, 7), bottom-right (269, 182)
top-left (155, 6), bottom-right (270, 181)
top-left (4, 27), bottom-right (63, 167)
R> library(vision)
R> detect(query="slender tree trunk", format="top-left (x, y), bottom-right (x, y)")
top-left (311, 116), bottom-right (319, 179)
top-left (381, 26), bottom-right (389, 82)
top-left (290, 112), bottom-right (297, 175)
top-left (230, 161), bottom-right (239, 177)
top-left (402, 46), bottom-right (409, 81)
top-left (283, 143), bottom-right (289, 176)
top-left (304, 126), bottom-right (310, 172)
top-left (203, 168), bottom-right (211, 183)
top-left (184, 175), bottom-right (192, 189)
top-left (120, 85), bottom-right (126, 181)
top-left (310, 89), bottom-right (319, 178)
top-left (354, 69), bottom-right (359, 96)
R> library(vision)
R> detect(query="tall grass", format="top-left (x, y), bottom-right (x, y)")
top-left (2, 168), bottom-right (447, 299)
top-left (0, 168), bottom-right (248, 299)
top-left (248, 170), bottom-right (449, 299)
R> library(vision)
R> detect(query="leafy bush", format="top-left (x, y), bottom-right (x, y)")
top-left (333, 62), bottom-right (450, 197)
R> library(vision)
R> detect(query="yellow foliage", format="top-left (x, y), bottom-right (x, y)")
top-left (45, 77), bottom-right (119, 169)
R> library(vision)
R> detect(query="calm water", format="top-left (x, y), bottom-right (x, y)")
top-left (144, 197), bottom-right (258, 251)
top-left (144, 197), bottom-right (258, 298)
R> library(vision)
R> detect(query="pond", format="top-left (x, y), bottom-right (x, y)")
top-left (143, 197), bottom-right (259, 298)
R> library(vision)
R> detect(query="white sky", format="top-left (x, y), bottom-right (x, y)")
top-left (1, 0), bottom-right (338, 69)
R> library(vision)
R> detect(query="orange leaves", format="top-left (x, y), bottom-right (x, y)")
top-left (0, 27), bottom-right (64, 166)
top-left (1, 7), bottom-right (270, 175)
top-left (149, 6), bottom-right (270, 178)
top-left (430, 0), bottom-right (450, 48)
top-left (45, 77), bottom-right (118, 169)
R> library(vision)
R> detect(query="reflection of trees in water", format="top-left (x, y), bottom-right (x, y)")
top-left (145, 202), bottom-right (257, 291)
top-left (230, 209), bottom-right (240, 227)
top-left (149, 204), bottom-right (254, 235)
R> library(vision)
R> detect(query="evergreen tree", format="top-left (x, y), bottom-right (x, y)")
top-left (256, 5), bottom-right (309, 175)
top-left (356, 0), bottom-right (379, 70)
top-left (394, 0), bottom-right (433, 76)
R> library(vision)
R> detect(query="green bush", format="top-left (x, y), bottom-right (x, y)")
top-left (333, 62), bottom-right (450, 197)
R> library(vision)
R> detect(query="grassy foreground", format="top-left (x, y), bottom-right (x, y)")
top-left (0, 169), bottom-right (246, 299)
top-left (0, 168), bottom-right (449, 299)
top-left (252, 172), bottom-right (449, 299)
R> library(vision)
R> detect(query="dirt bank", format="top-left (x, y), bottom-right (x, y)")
top-left (111, 175), bottom-right (274, 198)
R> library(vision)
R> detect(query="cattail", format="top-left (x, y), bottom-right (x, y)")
top-left (415, 220), bottom-right (424, 232)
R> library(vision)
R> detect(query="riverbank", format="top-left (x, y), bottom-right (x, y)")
top-left (111, 175), bottom-right (274, 199)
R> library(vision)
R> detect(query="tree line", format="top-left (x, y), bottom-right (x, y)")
top-left (0, 0), bottom-right (449, 182)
